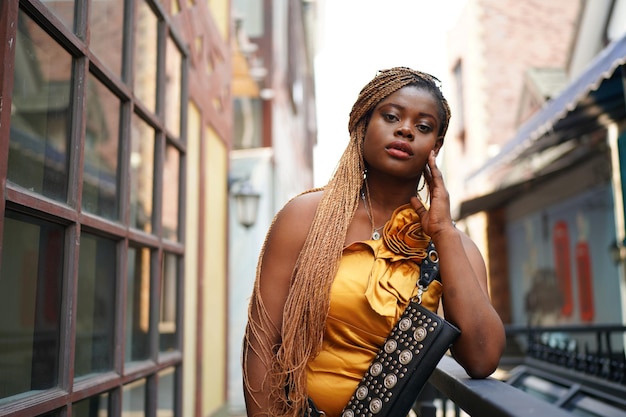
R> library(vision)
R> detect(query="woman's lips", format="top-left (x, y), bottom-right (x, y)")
top-left (386, 141), bottom-right (413, 159)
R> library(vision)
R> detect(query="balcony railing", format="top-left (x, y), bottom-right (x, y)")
top-left (414, 324), bottom-right (626, 417)
top-left (415, 355), bottom-right (577, 417)
top-left (506, 323), bottom-right (626, 385)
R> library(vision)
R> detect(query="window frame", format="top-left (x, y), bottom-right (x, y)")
top-left (0, 0), bottom-right (187, 415)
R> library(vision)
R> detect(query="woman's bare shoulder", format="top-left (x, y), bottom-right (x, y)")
top-left (272, 190), bottom-right (323, 241)
top-left (259, 190), bottom-right (323, 287)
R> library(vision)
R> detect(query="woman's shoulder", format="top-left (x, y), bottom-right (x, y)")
top-left (286, 188), bottom-right (324, 208)
top-left (268, 189), bottom-right (324, 248)
top-left (276, 189), bottom-right (323, 227)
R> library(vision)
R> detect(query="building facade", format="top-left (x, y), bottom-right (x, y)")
top-left (443, 0), bottom-right (582, 323)
top-left (0, 0), bottom-right (234, 416)
top-left (445, 0), bottom-right (626, 361)
top-left (227, 0), bottom-right (317, 414)
top-left (442, 0), bottom-right (626, 410)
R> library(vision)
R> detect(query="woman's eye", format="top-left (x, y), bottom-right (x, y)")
top-left (416, 124), bottom-right (433, 133)
top-left (383, 113), bottom-right (398, 122)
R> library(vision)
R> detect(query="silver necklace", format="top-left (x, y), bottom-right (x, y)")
top-left (361, 187), bottom-right (384, 240)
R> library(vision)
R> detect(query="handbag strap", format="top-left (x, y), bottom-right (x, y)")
top-left (415, 240), bottom-right (440, 303)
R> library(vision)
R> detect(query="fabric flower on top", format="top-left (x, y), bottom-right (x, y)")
top-left (380, 204), bottom-right (430, 262)
top-left (362, 204), bottom-right (436, 318)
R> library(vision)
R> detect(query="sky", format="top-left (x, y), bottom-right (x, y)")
top-left (313, 0), bottom-right (468, 186)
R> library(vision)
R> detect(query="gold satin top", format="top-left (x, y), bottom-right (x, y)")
top-left (305, 204), bottom-right (443, 417)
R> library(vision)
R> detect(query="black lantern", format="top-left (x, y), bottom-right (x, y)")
top-left (232, 179), bottom-right (261, 228)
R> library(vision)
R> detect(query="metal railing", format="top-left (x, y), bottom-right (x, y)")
top-left (414, 355), bottom-right (577, 417)
top-left (506, 323), bottom-right (626, 386)
top-left (413, 324), bottom-right (626, 417)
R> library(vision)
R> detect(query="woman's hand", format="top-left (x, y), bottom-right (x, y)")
top-left (410, 150), bottom-right (455, 239)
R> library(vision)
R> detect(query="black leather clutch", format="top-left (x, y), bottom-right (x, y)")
top-left (339, 300), bottom-right (460, 417)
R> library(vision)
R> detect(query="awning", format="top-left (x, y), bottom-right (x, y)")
top-left (458, 32), bottom-right (626, 219)
top-left (468, 32), bottom-right (626, 180)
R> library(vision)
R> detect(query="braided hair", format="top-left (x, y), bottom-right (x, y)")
top-left (244, 67), bottom-right (451, 417)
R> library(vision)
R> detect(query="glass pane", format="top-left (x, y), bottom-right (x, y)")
top-left (162, 145), bottom-right (179, 241)
top-left (75, 233), bottom-right (117, 378)
top-left (165, 36), bottom-right (182, 137)
top-left (122, 379), bottom-right (146, 417)
top-left (157, 368), bottom-right (175, 417)
top-left (233, 0), bottom-right (264, 37)
top-left (9, 10), bottom-right (72, 202)
top-left (83, 74), bottom-right (121, 220)
top-left (159, 253), bottom-right (177, 352)
top-left (130, 115), bottom-right (155, 233)
top-left (133, 0), bottom-right (158, 112)
top-left (73, 392), bottom-right (109, 417)
top-left (233, 97), bottom-right (263, 149)
top-left (0, 211), bottom-right (64, 399)
top-left (89, 0), bottom-right (125, 76)
top-left (125, 247), bottom-right (151, 362)
top-left (41, 0), bottom-right (75, 32)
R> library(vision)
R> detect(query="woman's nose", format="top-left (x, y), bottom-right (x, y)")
top-left (395, 124), bottom-right (414, 140)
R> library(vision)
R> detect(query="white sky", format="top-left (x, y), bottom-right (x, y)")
top-left (313, 0), bottom-right (468, 186)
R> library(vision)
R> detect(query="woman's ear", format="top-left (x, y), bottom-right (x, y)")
top-left (433, 137), bottom-right (444, 156)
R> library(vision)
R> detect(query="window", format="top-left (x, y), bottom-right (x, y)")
top-left (0, 211), bottom-right (64, 398)
top-left (233, 97), bottom-right (263, 149)
top-left (0, 0), bottom-right (185, 414)
top-left (75, 232), bottom-right (117, 377)
top-left (9, 12), bottom-right (72, 202)
top-left (83, 74), bottom-right (121, 220)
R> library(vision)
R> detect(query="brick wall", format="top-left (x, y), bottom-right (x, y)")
top-left (446, 0), bottom-right (581, 183)
top-left (479, 0), bottom-right (581, 148)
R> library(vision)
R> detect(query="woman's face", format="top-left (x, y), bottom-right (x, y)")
top-left (363, 85), bottom-right (443, 180)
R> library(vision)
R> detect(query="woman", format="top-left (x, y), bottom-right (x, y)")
top-left (243, 67), bottom-right (505, 417)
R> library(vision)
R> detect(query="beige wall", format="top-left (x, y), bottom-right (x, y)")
top-left (183, 106), bottom-right (230, 417)
top-left (173, 0), bottom-right (233, 413)
top-left (202, 127), bottom-right (229, 416)
top-left (184, 101), bottom-right (201, 417)
top-left (208, 0), bottom-right (231, 41)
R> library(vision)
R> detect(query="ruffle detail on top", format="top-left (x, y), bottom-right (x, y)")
top-left (360, 204), bottom-right (435, 318)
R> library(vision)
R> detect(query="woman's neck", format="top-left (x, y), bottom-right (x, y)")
top-left (364, 177), bottom-right (419, 212)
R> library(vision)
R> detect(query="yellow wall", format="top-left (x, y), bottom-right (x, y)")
top-left (208, 0), bottom-right (230, 41)
top-left (183, 101), bottom-right (201, 417)
top-left (202, 127), bottom-right (229, 416)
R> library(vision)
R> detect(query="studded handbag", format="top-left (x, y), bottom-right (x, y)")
top-left (338, 240), bottom-right (461, 417)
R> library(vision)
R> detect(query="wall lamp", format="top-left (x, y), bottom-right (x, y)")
top-left (230, 178), bottom-right (261, 228)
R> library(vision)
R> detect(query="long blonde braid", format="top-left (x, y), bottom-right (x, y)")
top-left (244, 67), bottom-right (451, 417)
